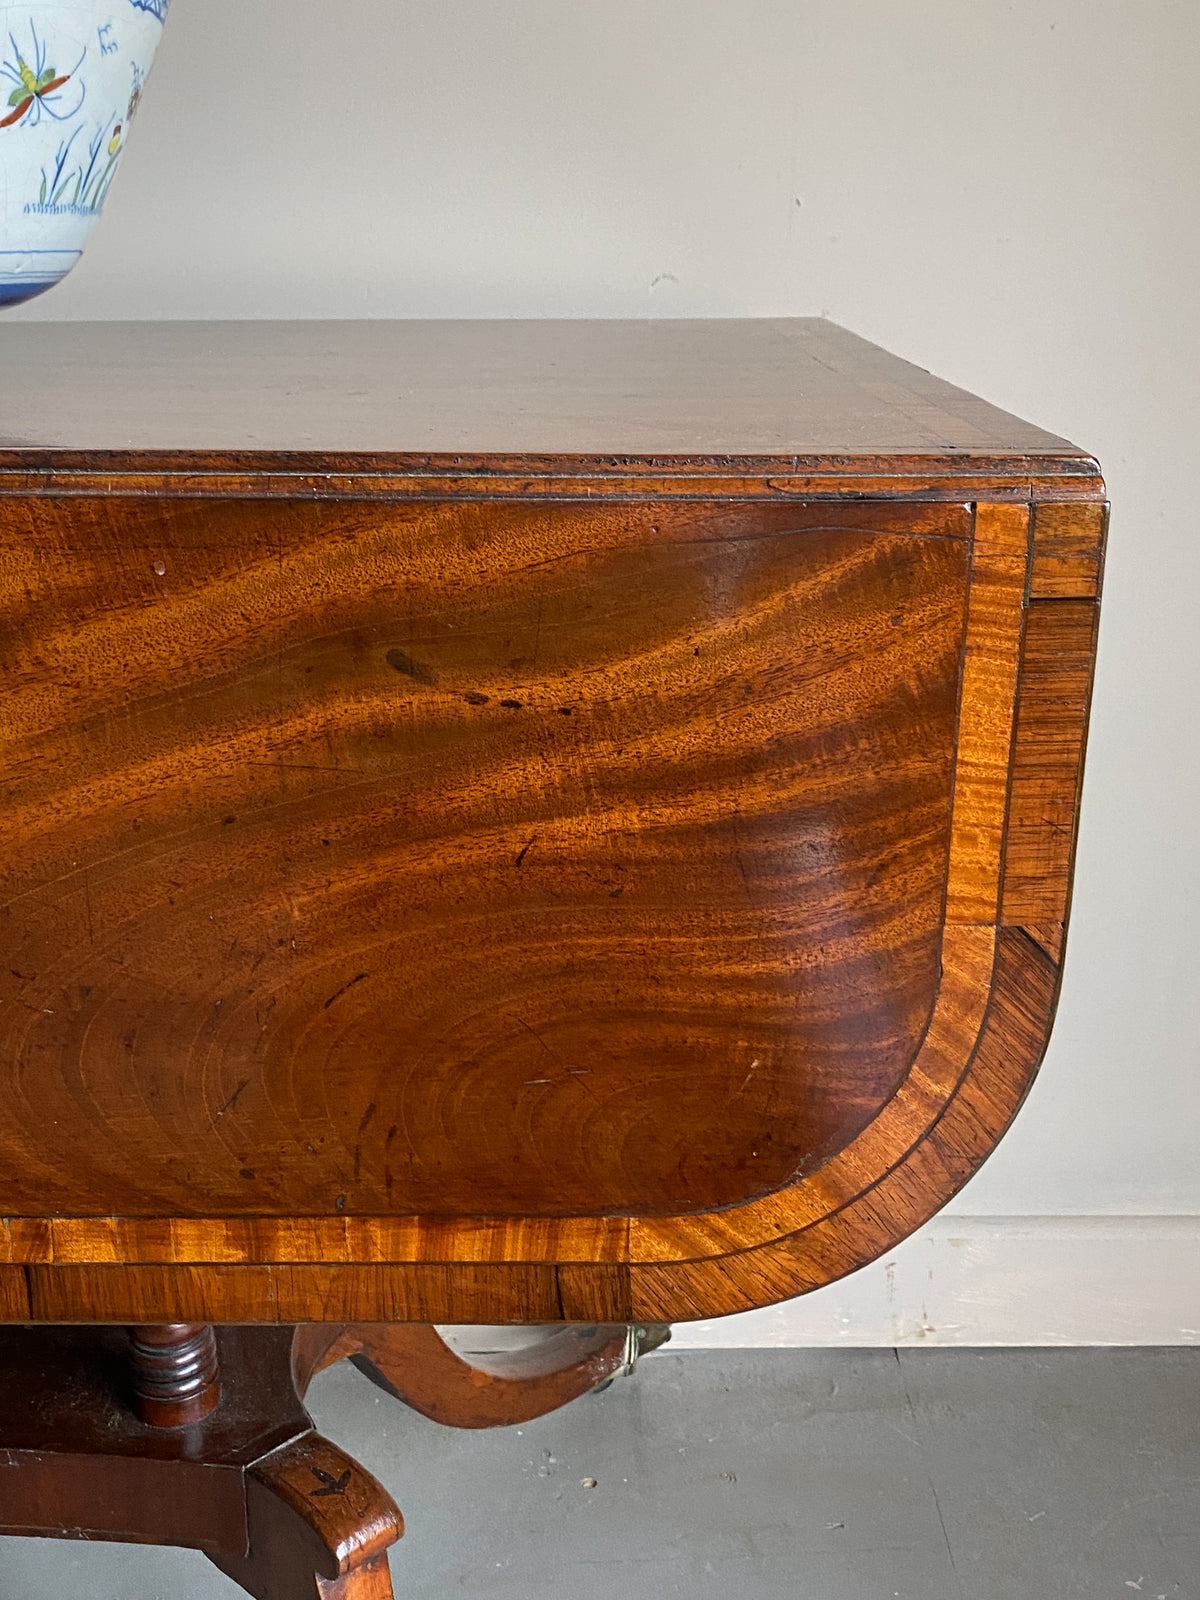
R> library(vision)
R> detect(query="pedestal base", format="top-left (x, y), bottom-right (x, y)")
top-left (0, 1321), bottom-right (664, 1598)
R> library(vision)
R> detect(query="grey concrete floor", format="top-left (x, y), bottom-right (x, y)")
top-left (1, 1348), bottom-right (1196, 1599)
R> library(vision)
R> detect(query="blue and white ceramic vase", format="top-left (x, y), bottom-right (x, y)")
top-left (0, 0), bottom-right (168, 305)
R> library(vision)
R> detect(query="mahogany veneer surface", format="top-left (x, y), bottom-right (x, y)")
top-left (0, 319), bottom-right (1106, 1324)
top-left (0, 317), bottom-right (1079, 457)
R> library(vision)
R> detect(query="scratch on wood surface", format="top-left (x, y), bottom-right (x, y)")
top-left (323, 972), bottom-right (369, 1010)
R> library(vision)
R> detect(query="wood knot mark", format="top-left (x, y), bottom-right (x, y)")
top-left (386, 648), bottom-right (438, 686)
top-left (309, 1466), bottom-right (351, 1498)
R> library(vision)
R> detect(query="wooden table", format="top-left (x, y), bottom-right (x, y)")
top-left (0, 318), bottom-right (1105, 1596)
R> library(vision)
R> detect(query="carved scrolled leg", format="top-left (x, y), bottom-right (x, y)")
top-left (303, 1322), bottom-right (670, 1430)
top-left (292, 1324), bottom-right (361, 1393)
top-left (208, 1432), bottom-right (402, 1600)
top-left (0, 1325), bottom-right (402, 1600)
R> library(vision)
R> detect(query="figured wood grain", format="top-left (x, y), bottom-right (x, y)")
top-left (20, 1261), bottom-right (601, 1324)
top-left (627, 924), bottom-right (996, 1263)
top-left (14, 922), bottom-right (1056, 1328)
top-left (1030, 503), bottom-right (1107, 598)
top-left (1024, 922), bottom-right (1065, 963)
top-left (0, 1215), bottom-right (631, 1267)
top-left (7, 913), bottom-right (1041, 1324)
top-left (0, 497), bottom-right (969, 1221)
top-left (627, 928), bottom-right (1057, 1318)
top-left (0, 1266), bottom-right (30, 1320)
top-left (0, 501), bottom-right (1101, 1321)
top-left (971, 501), bottom-right (1030, 559)
top-left (1001, 599), bottom-right (1100, 928)
top-left (943, 534), bottom-right (1027, 925)
top-left (0, 320), bottom-right (1105, 1325)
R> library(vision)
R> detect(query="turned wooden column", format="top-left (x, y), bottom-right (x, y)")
top-left (129, 1323), bottom-right (221, 1428)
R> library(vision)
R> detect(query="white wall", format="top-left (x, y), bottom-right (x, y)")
top-left (12, 0), bottom-right (1200, 1338)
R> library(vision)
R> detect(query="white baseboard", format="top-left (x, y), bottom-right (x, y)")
top-left (665, 1216), bottom-right (1200, 1348)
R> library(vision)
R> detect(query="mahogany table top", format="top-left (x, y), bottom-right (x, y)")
top-left (0, 319), bottom-right (1105, 1325)
top-left (0, 315), bottom-right (1087, 463)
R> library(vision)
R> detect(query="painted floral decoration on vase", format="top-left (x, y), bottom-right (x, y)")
top-left (1, 0), bottom-right (168, 305)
